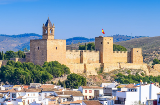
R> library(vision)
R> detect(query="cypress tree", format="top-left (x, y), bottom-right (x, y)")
top-left (2, 51), bottom-right (4, 60)
top-left (85, 43), bottom-right (87, 50)
top-left (0, 52), bottom-right (1, 60)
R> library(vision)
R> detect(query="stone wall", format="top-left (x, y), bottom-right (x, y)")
top-left (153, 64), bottom-right (160, 72)
top-left (47, 39), bottom-right (66, 65)
top-left (66, 50), bottom-right (81, 64)
top-left (81, 50), bottom-right (99, 63)
top-left (113, 51), bottom-right (128, 63)
top-left (0, 60), bottom-right (2, 68)
top-left (85, 63), bottom-right (101, 75)
top-left (30, 39), bottom-right (47, 66)
top-left (103, 63), bottom-right (120, 72)
top-left (66, 64), bottom-right (84, 74)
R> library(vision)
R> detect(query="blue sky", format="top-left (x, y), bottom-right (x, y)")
top-left (0, 0), bottom-right (160, 39)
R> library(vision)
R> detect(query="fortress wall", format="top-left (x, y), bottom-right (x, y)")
top-left (18, 58), bottom-right (26, 63)
top-left (113, 51), bottom-right (128, 63)
top-left (103, 63), bottom-right (120, 72)
top-left (10, 58), bottom-right (19, 62)
top-left (153, 64), bottom-right (160, 72)
top-left (81, 50), bottom-right (99, 63)
top-left (0, 60), bottom-right (2, 68)
top-left (85, 63), bottom-right (101, 75)
top-left (25, 52), bottom-right (30, 62)
top-left (47, 39), bottom-right (66, 65)
top-left (120, 63), bottom-right (149, 75)
top-left (66, 50), bottom-right (81, 64)
top-left (66, 63), bottom-right (84, 74)
top-left (2, 60), bottom-right (9, 66)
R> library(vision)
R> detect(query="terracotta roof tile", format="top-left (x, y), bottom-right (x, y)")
top-left (40, 85), bottom-right (55, 89)
top-left (81, 86), bottom-right (103, 89)
top-left (56, 91), bottom-right (83, 96)
top-left (83, 100), bottom-right (102, 105)
top-left (17, 96), bottom-right (23, 99)
top-left (60, 101), bottom-right (71, 104)
top-left (125, 84), bottom-right (136, 88)
top-left (9, 88), bottom-right (42, 93)
top-left (70, 100), bottom-right (82, 103)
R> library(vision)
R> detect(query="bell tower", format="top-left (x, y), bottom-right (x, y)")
top-left (42, 17), bottom-right (55, 39)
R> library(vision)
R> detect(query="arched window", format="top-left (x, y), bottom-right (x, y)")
top-left (38, 47), bottom-right (39, 50)
top-left (50, 29), bottom-right (52, 33)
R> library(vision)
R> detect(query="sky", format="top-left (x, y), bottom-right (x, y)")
top-left (0, 0), bottom-right (160, 39)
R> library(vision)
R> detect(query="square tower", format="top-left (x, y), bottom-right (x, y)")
top-left (30, 18), bottom-right (66, 66)
top-left (95, 36), bottom-right (113, 63)
top-left (131, 48), bottom-right (143, 64)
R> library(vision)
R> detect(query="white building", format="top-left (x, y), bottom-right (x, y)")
top-left (78, 86), bottom-right (103, 100)
top-left (115, 83), bottom-right (160, 105)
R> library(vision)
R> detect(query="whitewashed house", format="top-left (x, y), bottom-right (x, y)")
top-left (115, 83), bottom-right (160, 105)
top-left (78, 86), bottom-right (103, 100)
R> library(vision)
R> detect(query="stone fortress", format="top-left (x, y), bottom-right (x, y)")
top-left (1, 18), bottom-right (159, 75)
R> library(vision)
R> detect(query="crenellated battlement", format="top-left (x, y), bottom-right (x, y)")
top-left (66, 50), bottom-right (99, 53)
top-left (66, 50), bottom-right (81, 52)
top-left (113, 51), bottom-right (128, 53)
top-left (81, 50), bottom-right (99, 53)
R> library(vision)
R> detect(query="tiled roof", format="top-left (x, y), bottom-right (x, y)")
top-left (83, 100), bottom-right (102, 105)
top-left (40, 85), bottom-right (55, 89)
top-left (45, 18), bottom-right (53, 27)
top-left (125, 84), bottom-right (136, 88)
top-left (46, 96), bottom-right (58, 100)
top-left (41, 88), bottom-right (58, 92)
top-left (17, 96), bottom-right (23, 99)
top-left (70, 100), bottom-right (82, 103)
top-left (9, 88), bottom-right (42, 92)
top-left (60, 101), bottom-right (71, 105)
top-left (0, 90), bottom-right (8, 93)
top-left (81, 86), bottom-right (103, 89)
top-left (56, 91), bottom-right (83, 96)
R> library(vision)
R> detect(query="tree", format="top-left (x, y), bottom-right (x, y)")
top-left (85, 43), bottom-right (87, 50)
top-left (2, 51), bottom-right (4, 60)
top-left (152, 58), bottom-right (160, 65)
top-left (113, 44), bottom-right (127, 51)
top-left (66, 73), bottom-right (86, 89)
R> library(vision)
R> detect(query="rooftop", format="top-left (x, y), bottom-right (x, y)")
top-left (81, 86), bottom-right (103, 89)
top-left (83, 100), bottom-right (102, 105)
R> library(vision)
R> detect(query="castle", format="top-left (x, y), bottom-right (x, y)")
top-left (0, 18), bottom-right (150, 75)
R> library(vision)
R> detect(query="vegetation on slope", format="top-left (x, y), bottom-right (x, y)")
top-left (0, 61), bottom-right (70, 85)
top-left (57, 73), bottom-right (86, 89)
top-left (114, 72), bottom-right (160, 84)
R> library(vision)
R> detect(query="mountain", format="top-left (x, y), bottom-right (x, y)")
top-left (0, 33), bottom-right (147, 52)
top-left (115, 36), bottom-right (160, 64)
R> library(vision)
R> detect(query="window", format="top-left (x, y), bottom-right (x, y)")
top-left (56, 47), bottom-right (57, 50)
top-left (33, 93), bottom-right (35, 96)
top-left (129, 89), bottom-right (130, 91)
top-left (28, 94), bottom-right (29, 96)
top-left (89, 96), bottom-right (92, 99)
top-left (28, 100), bottom-right (29, 104)
top-left (33, 99), bottom-right (35, 102)
top-left (38, 47), bottom-right (39, 50)
top-left (101, 42), bottom-right (102, 44)
top-left (89, 90), bottom-right (92, 93)
top-left (12, 93), bottom-right (16, 98)
top-left (85, 90), bottom-right (87, 93)
top-left (85, 96), bottom-right (87, 99)
top-left (135, 89), bottom-right (137, 92)
top-left (107, 42), bottom-right (109, 44)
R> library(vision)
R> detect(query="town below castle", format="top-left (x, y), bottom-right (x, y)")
top-left (1, 18), bottom-right (160, 105)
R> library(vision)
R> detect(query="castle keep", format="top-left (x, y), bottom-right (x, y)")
top-left (1, 18), bottom-right (148, 75)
